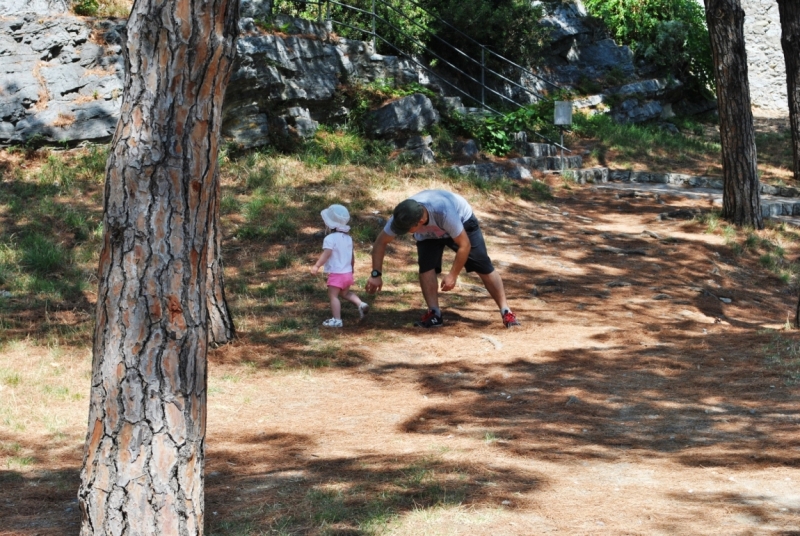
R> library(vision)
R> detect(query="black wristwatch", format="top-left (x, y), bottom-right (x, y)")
top-left (370, 269), bottom-right (382, 278)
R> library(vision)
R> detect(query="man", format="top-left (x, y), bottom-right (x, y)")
top-left (365, 189), bottom-right (521, 329)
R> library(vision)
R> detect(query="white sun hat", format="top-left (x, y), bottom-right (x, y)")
top-left (320, 204), bottom-right (351, 232)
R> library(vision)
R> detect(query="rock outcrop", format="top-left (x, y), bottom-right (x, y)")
top-left (0, 0), bottom-right (716, 149)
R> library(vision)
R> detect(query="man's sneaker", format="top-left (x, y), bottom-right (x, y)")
top-left (414, 309), bottom-right (443, 328)
top-left (323, 318), bottom-right (343, 328)
top-left (358, 302), bottom-right (370, 320)
top-left (502, 310), bottom-right (520, 328)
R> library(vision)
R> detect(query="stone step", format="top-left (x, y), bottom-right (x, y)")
top-left (518, 142), bottom-right (558, 158)
top-left (597, 173), bottom-right (800, 223)
top-left (761, 198), bottom-right (800, 218)
top-left (563, 167), bottom-right (608, 184)
top-left (510, 155), bottom-right (583, 171)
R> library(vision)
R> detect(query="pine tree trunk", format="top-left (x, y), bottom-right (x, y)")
top-left (777, 0), bottom-right (800, 327)
top-left (779, 0), bottom-right (800, 185)
top-left (704, 0), bottom-right (763, 229)
top-left (207, 168), bottom-right (235, 346)
top-left (78, 1), bottom-right (239, 534)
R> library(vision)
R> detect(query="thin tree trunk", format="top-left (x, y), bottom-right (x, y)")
top-left (777, 0), bottom-right (800, 327)
top-left (779, 0), bottom-right (800, 186)
top-left (704, 0), bottom-right (763, 229)
top-left (78, 0), bottom-right (239, 534)
top-left (207, 168), bottom-right (235, 345)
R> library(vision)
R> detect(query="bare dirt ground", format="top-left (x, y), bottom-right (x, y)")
top-left (2, 118), bottom-right (800, 535)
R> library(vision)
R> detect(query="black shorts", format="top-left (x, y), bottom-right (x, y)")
top-left (416, 216), bottom-right (495, 275)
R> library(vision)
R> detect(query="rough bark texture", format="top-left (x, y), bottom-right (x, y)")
top-left (779, 0), bottom-right (800, 185)
top-left (78, 0), bottom-right (239, 534)
top-left (207, 168), bottom-right (235, 346)
top-left (704, 0), bottom-right (763, 229)
top-left (779, 0), bottom-right (800, 327)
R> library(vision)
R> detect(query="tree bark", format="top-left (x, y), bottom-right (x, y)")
top-left (207, 168), bottom-right (235, 346)
top-left (78, 0), bottom-right (239, 534)
top-left (704, 0), bottom-right (763, 229)
top-left (777, 0), bottom-right (800, 327)
top-left (778, 0), bottom-right (800, 185)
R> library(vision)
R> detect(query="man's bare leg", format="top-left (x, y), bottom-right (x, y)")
top-left (477, 269), bottom-right (510, 311)
top-left (419, 269), bottom-right (440, 310)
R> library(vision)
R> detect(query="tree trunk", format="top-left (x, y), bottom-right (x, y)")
top-left (704, 0), bottom-right (763, 229)
top-left (78, 0), bottom-right (239, 534)
top-left (779, 0), bottom-right (800, 185)
top-left (778, 0), bottom-right (800, 327)
top-left (207, 168), bottom-right (235, 346)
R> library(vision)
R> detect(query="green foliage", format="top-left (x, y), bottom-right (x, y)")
top-left (427, 0), bottom-right (549, 76)
top-left (273, 0), bottom-right (435, 55)
top-left (299, 128), bottom-right (392, 167)
top-left (584, 0), bottom-right (713, 94)
top-left (446, 100), bottom-right (560, 156)
top-left (571, 111), bottom-right (720, 161)
top-left (72, 0), bottom-right (99, 16)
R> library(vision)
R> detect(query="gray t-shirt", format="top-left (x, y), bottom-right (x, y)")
top-left (384, 190), bottom-right (474, 241)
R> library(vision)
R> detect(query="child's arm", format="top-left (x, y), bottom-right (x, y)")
top-left (311, 249), bottom-right (332, 275)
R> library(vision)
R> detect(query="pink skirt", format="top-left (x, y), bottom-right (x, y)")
top-left (327, 272), bottom-right (354, 290)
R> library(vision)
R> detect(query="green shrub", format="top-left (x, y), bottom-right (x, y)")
top-left (445, 99), bottom-right (561, 156)
top-left (73, 0), bottom-right (99, 16)
top-left (273, 0), bottom-right (435, 55)
top-left (584, 0), bottom-right (713, 95)
top-left (426, 0), bottom-right (549, 79)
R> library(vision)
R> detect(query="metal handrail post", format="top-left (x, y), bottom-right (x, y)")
top-left (326, 0), bottom-right (331, 21)
top-left (371, 0), bottom-right (376, 51)
top-left (481, 46), bottom-right (485, 107)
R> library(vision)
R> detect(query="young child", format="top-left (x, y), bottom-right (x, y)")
top-left (310, 204), bottom-right (369, 328)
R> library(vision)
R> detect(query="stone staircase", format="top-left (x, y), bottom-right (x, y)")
top-left (449, 133), bottom-right (584, 181)
top-left (571, 168), bottom-right (800, 224)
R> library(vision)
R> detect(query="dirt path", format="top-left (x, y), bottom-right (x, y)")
top-left (202, 186), bottom-right (799, 534)
top-left (2, 182), bottom-right (799, 535)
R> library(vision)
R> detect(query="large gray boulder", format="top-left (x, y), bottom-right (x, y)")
top-left (239, 0), bottom-right (273, 20)
top-left (0, 0), bottom-right (68, 15)
top-left (0, 11), bottom-right (425, 148)
top-left (0, 15), bottom-right (124, 145)
top-left (362, 93), bottom-right (439, 138)
top-left (223, 15), bottom-right (420, 146)
top-left (513, 1), bottom-right (635, 101)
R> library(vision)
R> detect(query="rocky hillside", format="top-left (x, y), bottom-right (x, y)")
top-left (0, 0), bottom-right (713, 150)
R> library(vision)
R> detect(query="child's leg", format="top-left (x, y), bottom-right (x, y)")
top-left (340, 289), bottom-right (364, 307)
top-left (328, 286), bottom-right (343, 319)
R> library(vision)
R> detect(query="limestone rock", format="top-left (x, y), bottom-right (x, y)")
top-left (363, 93), bottom-right (440, 138)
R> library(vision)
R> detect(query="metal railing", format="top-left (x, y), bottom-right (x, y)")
top-left (273, 0), bottom-right (568, 149)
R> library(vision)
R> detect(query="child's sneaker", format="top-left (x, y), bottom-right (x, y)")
top-left (414, 309), bottom-right (443, 328)
top-left (323, 318), bottom-right (343, 328)
top-left (358, 302), bottom-right (370, 320)
top-left (502, 310), bottom-right (520, 328)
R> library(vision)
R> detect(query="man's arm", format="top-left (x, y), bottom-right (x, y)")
top-left (365, 230), bottom-right (395, 294)
top-left (440, 230), bottom-right (470, 291)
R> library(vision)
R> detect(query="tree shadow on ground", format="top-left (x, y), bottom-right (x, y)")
top-left (205, 431), bottom-right (544, 535)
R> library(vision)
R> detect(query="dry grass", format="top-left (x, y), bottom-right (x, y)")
top-left (98, 0), bottom-right (132, 18)
top-left (52, 113), bottom-right (76, 128)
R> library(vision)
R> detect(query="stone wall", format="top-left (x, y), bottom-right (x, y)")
top-left (695, 0), bottom-right (787, 114)
top-left (742, 0), bottom-right (786, 114)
